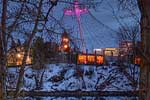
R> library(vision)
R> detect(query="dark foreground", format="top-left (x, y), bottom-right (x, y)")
top-left (7, 90), bottom-right (139, 97)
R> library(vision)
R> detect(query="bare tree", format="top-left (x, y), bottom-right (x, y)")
top-left (0, 0), bottom-right (100, 99)
top-left (138, 0), bottom-right (150, 99)
top-left (13, 0), bottom-right (56, 98)
top-left (31, 37), bottom-right (47, 90)
top-left (0, 0), bottom-right (8, 99)
top-left (117, 24), bottom-right (140, 84)
top-left (117, 0), bottom-right (150, 99)
top-left (0, 0), bottom-right (59, 99)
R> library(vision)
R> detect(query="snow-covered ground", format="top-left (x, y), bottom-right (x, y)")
top-left (7, 64), bottom-right (139, 91)
top-left (6, 64), bottom-right (139, 100)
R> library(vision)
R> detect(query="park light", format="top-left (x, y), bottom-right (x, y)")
top-left (63, 44), bottom-right (68, 49)
top-left (17, 53), bottom-right (21, 58)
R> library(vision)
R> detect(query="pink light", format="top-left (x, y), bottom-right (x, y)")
top-left (64, 0), bottom-right (88, 53)
top-left (64, 0), bottom-right (88, 17)
top-left (64, 8), bottom-right (74, 15)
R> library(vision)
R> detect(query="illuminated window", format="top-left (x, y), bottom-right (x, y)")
top-left (87, 55), bottom-right (95, 63)
top-left (78, 54), bottom-right (86, 64)
top-left (96, 56), bottom-right (104, 64)
top-left (105, 51), bottom-right (112, 56)
top-left (135, 57), bottom-right (141, 65)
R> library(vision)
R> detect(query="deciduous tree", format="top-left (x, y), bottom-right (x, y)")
top-left (138, 0), bottom-right (150, 99)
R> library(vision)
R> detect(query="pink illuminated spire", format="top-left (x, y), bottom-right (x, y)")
top-left (64, 0), bottom-right (88, 17)
top-left (64, 0), bottom-right (88, 53)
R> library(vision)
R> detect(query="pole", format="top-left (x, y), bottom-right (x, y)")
top-left (77, 17), bottom-right (86, 53)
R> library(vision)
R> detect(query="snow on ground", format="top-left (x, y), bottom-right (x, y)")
top-left (7, 64), bottom-right (139, 92)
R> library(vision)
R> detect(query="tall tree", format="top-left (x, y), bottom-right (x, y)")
top-left (138, 0), bottom-right (150, 99)
top-left (0, 0), bottom-right (8, 99)
top-left (0, 0), bottom-right (59, 99)
top-left (0, 0), bottom-right (111, 99)
top-left (115, 0), bottom-right (150, 99)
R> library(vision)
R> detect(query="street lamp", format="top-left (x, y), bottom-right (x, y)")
top-left (17, 53), bottom-right (21, 58)
top-left (63, 44), bottom-right (68, 49)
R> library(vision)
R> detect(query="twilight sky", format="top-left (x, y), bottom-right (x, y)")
top-left (51, 0), bottom-right (140, 52)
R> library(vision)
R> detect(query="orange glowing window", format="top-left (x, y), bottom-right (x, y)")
top-left (96, 56), bottom-right (104, 64)
top-left (134, 57), bottom-right (141, 65)
top-left (78, 54), bottom-right (86, 64)
top-left (78, 54), bottom-right (104, 65)
top-left (87, 55), bottom-right (95, 63)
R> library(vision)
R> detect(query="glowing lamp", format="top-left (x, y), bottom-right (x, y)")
top-left (63, 38), bottom-right (69, 42)
top-left (64, 44), bottom-right (68, 49)
top-left (17, 53), bottom-right (21, 58)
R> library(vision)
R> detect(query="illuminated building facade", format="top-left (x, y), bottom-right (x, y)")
top-left (7, 46), bottom-right (32, 66)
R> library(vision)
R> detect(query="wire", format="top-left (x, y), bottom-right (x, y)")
top-left (80, 16), bottom-right (105, 50)
top-left (88, 10), bottom-right (119, 36)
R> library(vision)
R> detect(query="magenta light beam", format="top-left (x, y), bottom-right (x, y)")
top-left (64, 0), bottom-right (88, 53)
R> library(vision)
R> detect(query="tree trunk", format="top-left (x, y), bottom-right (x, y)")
top-left (0, 0), bottom-right (7, 99)
top-left (14, 0), bottom-right (43, 98)
top-left (0, 31), bottom-right (4, 100)
top-left (138, 0), bottom-right (150, 99)
top-left (0, 60), bottom-right (5, 100)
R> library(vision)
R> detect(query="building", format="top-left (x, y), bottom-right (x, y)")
top-left (119, 40), bottom-right (141, 64)
top-left (77, 53), bottom-right (104, 65)
top-left (7, 46), bottom-right (32, 66)
top-left (93, 48), bottom-right (119, 64)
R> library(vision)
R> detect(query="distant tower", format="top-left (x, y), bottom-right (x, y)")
top-left (64, 0), bottom-right (88, 53)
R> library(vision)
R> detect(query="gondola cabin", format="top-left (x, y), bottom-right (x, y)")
top-left (77, 53), bottom-right (104, 65)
